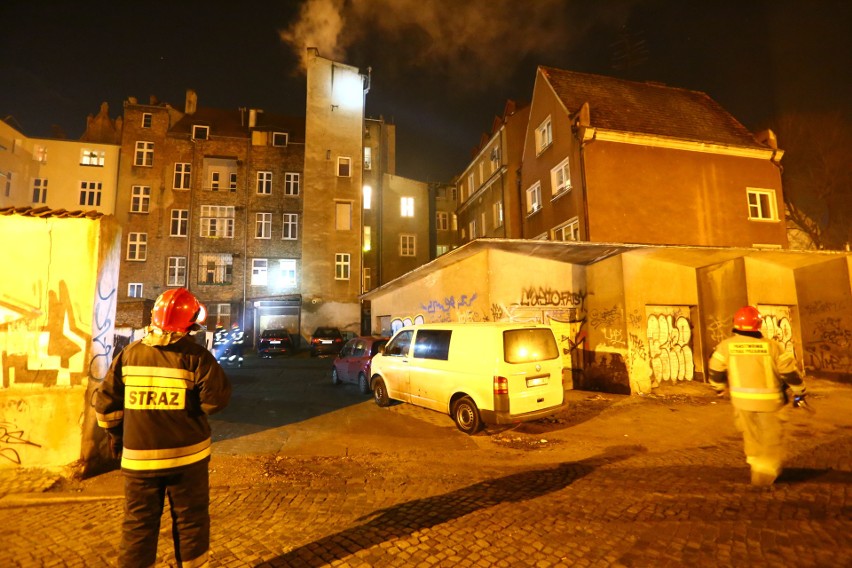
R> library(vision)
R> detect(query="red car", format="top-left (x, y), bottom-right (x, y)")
top-left (332, 336), bottom-right (390, 394)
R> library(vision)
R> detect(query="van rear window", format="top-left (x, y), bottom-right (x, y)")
top-left (412, 330), bottom-right (452, 360)
top-left (503, 328), bottom-right (559, 363)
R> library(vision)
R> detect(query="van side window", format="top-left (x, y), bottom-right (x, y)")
top-left (412, 330), bottom-right (452, 360)
top-left (384, 330), bottom-right (413, 356)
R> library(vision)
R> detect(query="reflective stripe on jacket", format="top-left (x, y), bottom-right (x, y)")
top-left (708, 334), bottom-right (797, 412)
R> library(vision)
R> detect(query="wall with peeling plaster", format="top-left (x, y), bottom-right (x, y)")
top-left (0, 214), bottom-right (120, 474)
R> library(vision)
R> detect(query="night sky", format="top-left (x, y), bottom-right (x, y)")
top-left (1, 0), bottom-right (849, 183)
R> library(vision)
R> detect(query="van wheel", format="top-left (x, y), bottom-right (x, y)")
top-left (452, 396), bottom-right (482, 435)
top-left (373, 377), bottom-right (390, 407)
top-left (358, 372), bottom-right (371, 395)
top-left (331, 368), bottom-right (340, 385)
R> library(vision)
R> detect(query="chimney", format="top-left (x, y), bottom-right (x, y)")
top-left (185, 89), bottom-right (197, 115)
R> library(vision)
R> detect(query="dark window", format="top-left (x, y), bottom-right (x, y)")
top-left (371, 340), bottom-right (388, 357)
top-left (413, 330), bottom-right (452, 360)
top-left (384, 330), bottom-right (413, 356)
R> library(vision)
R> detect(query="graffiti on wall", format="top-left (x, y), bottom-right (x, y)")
top-left (89, 270), bottom-right (118, 382)
top-left (0, 400), bottom-right (41, 465)
top-left (390, 314), bottom-right (426, 335)
top-left (801, 300), bottom-right (852, 375)
top-left (646, 306), bottom-right (694, 383)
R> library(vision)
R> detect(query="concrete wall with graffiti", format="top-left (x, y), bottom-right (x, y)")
top-left (0, 214), bottom-right (120, 472)
top-left (796, 257), bottom-right (852, 378)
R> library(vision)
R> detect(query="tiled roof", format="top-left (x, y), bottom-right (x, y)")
top-left (0, 206), bottom-right (104, 219)
top-left (541, 67), bottom-right (763, 149)
top-left (171, 108), bottom-right (306, 141)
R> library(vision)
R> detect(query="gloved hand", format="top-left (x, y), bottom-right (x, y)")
top-left (107, 432), bottom-right (123, 460)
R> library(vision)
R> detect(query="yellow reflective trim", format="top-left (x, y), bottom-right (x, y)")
top-left (122, 439), bottom-right (211, 461)
top-left (121, 446), bottom-right (211, 471)
top-left (711, 351), bottom-right (727, 362)
top-left (731, 391), bottom-right (782, 400)
top-left (729, 342), bottom-right (770, 355)
top-left (124, 376), bottom-right (190, 389)
top-left (124, 366), bottom-right (193, 381)
top-left (126, 387), bottom-right (186, 410)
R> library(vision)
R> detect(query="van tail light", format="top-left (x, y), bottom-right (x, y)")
top-left (493, 376), bottom-right (508, 395)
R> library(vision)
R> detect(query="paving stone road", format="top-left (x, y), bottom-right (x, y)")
top-left (1, 356), bottom-right (850, 567)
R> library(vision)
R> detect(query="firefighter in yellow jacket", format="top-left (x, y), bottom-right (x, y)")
top-left (96, 288), bottom-right (231, 567)
top-left (708, 306), bottom-right (805, 486)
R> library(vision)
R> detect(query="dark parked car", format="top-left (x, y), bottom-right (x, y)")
top-left (332, 336), bottom-right (390, 394)
top-left (257, 329), bottom-right (294, 358)
top-left (309, 327), bottom-right (345, 357)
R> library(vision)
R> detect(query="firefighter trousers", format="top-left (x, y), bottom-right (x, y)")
top-left (733, 407), bottom-right (784, 481)
top-left (119, 459), bottom-right (210, 568)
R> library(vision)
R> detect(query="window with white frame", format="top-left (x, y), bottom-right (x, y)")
top-left (283, 213), bottom-right (298, 240)
top-left (167, 257), bottom-right (187, 286)
top-left (174, 163), bottom-right (191, 189)
top-left (526, 182), bottom-right (542, 214)
top-left (535, 116), bottom-right (553, 154)
top-left (131, 185), bottom-right (150, 213)
top-left (134, 141), bottom-right (154, 166)
top-left (436, 245), bottom-right (449, 256)
top-left (452, 213), bottom-right (458, 231)
top-left (170, 209), bottom-right (188, 237)
top-left (493, 200), bottom-right (504, 228)
top-left (747, 188), bottom-right (778, 221)
top-left (34, 145), bottom-right (48, 163)
top-left (32, 178), bottom-right (48, 203)
top-left (336, 202), bottom-right (352, 230)
top-left (229, 172), bottom-right (237, 192)
top-left (335, 253), bottom-right (350, 280)
top-left (362, 185), bottom-right (372, 209)
top-left (209, 171), bottom-right (220, 191)
top-left (200, 205), bottom-right (235, 238)
top-left (79, 181), bottom-right (102, 207)
top-left (338, 156), bottom-right (351, 177)
top-left (364, 146), bottom-right (372, 170)
top-left (127, 233), bottom-right (147, 261)
top-left (142, 113), bottom-right (152, 128)
top-left (551, 157), bottom-right (572, 196)
top-left (400, 234), bottom-right (416, 256)
top-left (553, 218), bottom-right (581, 241)
top-left (277, 259), bottom-right (297, 288)
top-left (198, 253), bottom-right (233, 285)
top-left (467, 172), bottom-right (475, 197)
top-left (284, 172), bottom-right (300, 195)
top-left (436, 211), bottom-right (449, 231)
top-left (272, 132), bottom-right (288, 147)
top-left (401, 197), bottom-right (414, 217)
top-left (215, 304), bottom-right (231, 327)
top-left (192, 125), bottom-right (209, 140)
top-left (489, 146), bottom-right (501, 172)
top-left (256, 212), bottom-right (272, 239)
top-left (468, 220), bottom-right (477, 240)
top-left (257, 171), bottom-right (272, 194)
top-left (81, 149), bottom-right (105, 166)
top-left (251, 259), bottom-right (268, 286)
top-left (128, 283), bottom-right (143, 298)
top-left (363, 225), bottom-right (371, 251)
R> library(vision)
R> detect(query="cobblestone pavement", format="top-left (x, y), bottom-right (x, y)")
top-left (1, 360), bottom-right (850, 567)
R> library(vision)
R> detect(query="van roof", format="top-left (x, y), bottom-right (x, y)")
top-left (398, 322), bottom-right (549, 330)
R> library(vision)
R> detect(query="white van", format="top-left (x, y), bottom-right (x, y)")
top-left (370, 322), bottom-right (566, 434)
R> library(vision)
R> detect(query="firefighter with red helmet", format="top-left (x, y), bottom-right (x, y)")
top-left (708, 306), bottom-right (806, 486)
top-left (95, 288), bottom-right (231, 567)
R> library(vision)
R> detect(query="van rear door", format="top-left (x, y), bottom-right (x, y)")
top-left (501, 328), bottom-right (564, 415)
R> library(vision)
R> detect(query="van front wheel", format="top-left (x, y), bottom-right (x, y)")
top-left (452, 396), bottom-right (482, 435)
top-left (373, 377), bottom-right (390, 407)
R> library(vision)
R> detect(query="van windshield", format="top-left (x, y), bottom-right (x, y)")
top-left (503, 328), bottom-right (559, 363)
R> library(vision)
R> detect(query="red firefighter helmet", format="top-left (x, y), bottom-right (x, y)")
top-left (151, 288), bottom-right (206, 332)
top-left (733, 305), bottom-right (762, 332)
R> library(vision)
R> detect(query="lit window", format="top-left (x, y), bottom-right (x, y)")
top-left (553, 218), bottom-right (580, 241)
top-left (256, 212), bottom-right (272, 239)
top-left (535, 116), bottom-right (553, 154)
top-left (338, 157), bottom-right (351, 177)
top-left (363, 226), bottom-right (371, 251)
top-left (747, 188), bottom-right (778, 221)
top-left (272, 132), bottom-right (288, 147)
top-left (81, 149), bottom-right (105, 166)
top-left (436, 211), bottom-right (449, 231)
top-left (336, 202), bottom-right (352, 230)
top-left (526, 182), bottom-right (542, 214)
top-left (283, 213), bottom-right (299, 240)
top-left (401, 197), bottom-right (414, 217)
top-left (278, 259), bottom-right (297, 288)
top-left (468, 220), bottom-right (477, 240)
top-left (198, 253), bottom-right (233, 285)
top-left (167, 257), bottom-right (187, 286)
top-left (256, 171), bottom-right (272, 194)
top-left (284, 173), bottom-right (300, 195)
top-left (363, 267), bottom-right (371, 291)
top-left (400, 234), bottom-right (416, 256)
top-left (174, 163), bottom-right (191, 189)
top-left (192, 125), bottom-right (209, 140)
top-left (200, 205), bottom-right (235, 238)
top-left (364, 147), bottom-right (372, 170)
top-left (134, 141), bottom-right (154, 166)
top-left (551, 157), bottom-right (571, 196)
top-left (363, 185), bottom-right (372, 209)
top-left (79, 181), bottom-right (102, 207)
top-left (493, 201), bottom-right (504, 228)
top-left (130, 185), bottom-right (150, 213)
top-left (251, 259), bottom-right (268, 286)
top-left (128, 283), bottom-right (143, 298)
top-left (32, 178), bottom-right (48, 203)
top-left (127, 233), bottom-right (147, 261)
top-left (170, 209), bottom-right (188, 237)
top-left (335, 253), bottom-right (351, 280)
